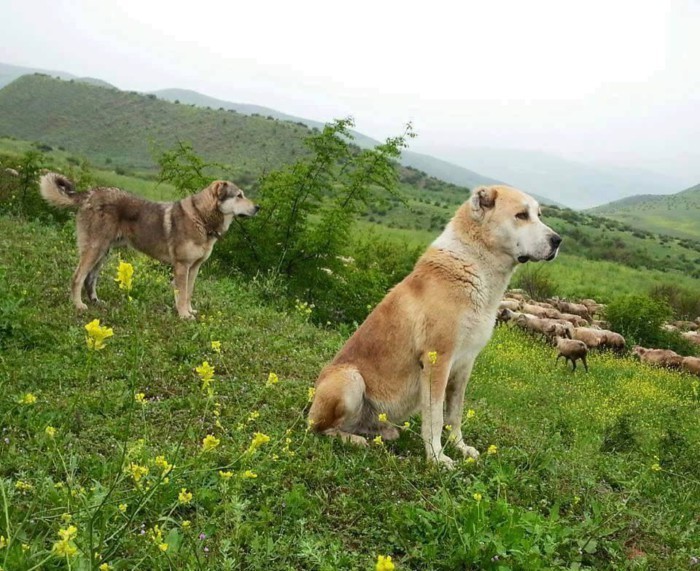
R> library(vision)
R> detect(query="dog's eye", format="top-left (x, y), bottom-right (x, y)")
top-left (515, 212), bottom-right (529, 221)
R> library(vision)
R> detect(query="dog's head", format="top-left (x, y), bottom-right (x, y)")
top-left (468, 185), bottom-right (561, 264)
top-left (210, 181), bottom-right (260, 218)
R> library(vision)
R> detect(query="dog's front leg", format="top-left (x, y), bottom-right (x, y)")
top-left (173, 263), bottom-right (194, 319)
top-left (420, 351), bottom-right (454, 468)
top-left (445, 358), bottom-right (480, 460)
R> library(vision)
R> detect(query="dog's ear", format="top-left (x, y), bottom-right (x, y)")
top-left (211, 181), bottom-right (228, 200)
top-left (470, 186), bottom-right (498, 220)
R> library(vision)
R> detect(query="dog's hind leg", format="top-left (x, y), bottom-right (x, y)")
top-left (72, 245), bottom-right (109, 311)
top-left (308, 367), bottom-right (368, 447)
top-left (84, 250), bottom-right (110, 304)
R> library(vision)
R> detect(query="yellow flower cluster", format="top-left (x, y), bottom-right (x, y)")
top-left (219, 470), bottom-right (233, 480)
top-left (195, 361), bottom-right (215, 393)
top-left (378, 413), bottom-right (388, 423)
top-left (154, 455), bottom-right (173, 474)
top-left (266, 372), bottom-right (279, 386)
top-left (0, 535), bottom-right (6, 549)
top-left (428, 351), bottom-right (438, 365)
top-left (307, 387), bottom-right (316, 402)
top-left (376, 554), bottom-right (396, 571)
top-left (134, 393), bottom-right (146, 405)
top-left (473, 492), bottom-right (482, 502)
top-left (15, 480), bottom-right (33, 493)
top-left (45, 426), bottom-right (57, 438)
top-left (18, 393), bottom-right (37, 405)
top-left (247, 432), bottom-right (270, 454)
top-left (52, 525), bottom-right (78, 558)
top-left (211, 340), bottom-right (222, 353)
top-left (146, 525), bottom-right (168, 553)
top-left (202, 434), bottom-right (220, 452)
top-left (178, 488), bottom-right (193, 504)
top-left (487, 444), bottom-right (498, 455)
top-left (241, 470), bottom-right (257, 479)
top-left (126, 463), bottom-right (149, 484)
top-left (114, 260), bottom-right (134, 291)
top-left (85, 319), bottom-right (114, 351)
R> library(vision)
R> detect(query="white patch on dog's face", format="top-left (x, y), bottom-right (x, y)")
top-left (473, 186), bottom-right (561, 264)
top-left (216, 183), bottom-right (259, 218)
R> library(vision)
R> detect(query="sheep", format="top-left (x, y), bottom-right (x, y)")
top-left (632, 346), bottom-right (683, 369)
top-left (681, 357), bottom-right (700, 377)
top-left (682, 332), bottom-right (700, 346)
top-left (550, 300), bottom-right (592, 322)
top-left (555, 336), bottom-right (589, 372)
top-left (559, 313), bottom-right (589, 327)
top-left (521, 303), bottom-right (562, 320)
top-left (572, 327), bottom-right (607, 349)
top-left (516, 314), bottom-right (572, 341)
top-left (505, 292), bottom-right (527, 302)
top-left (3, 167), bottom-right (19, 177)
top-left (674, 320), bottom-right (699, 332)
top-left (499, 299), bottom-right (522, 312)
top-left (661, 323), bottom-right (679, 333)
top-left (604, 331), bottom-right (626, 352)
top-left (581, 298), bottom-right (605, 316)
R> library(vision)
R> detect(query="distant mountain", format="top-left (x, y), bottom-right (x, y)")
top-left (0, 62), bottom-right (75, 89)
top-left (151, 88), bottom-right (510, 196)
top-left (425, 147), bottom-right (684, 210)
top-left (589, 183), bottom-right (700, 239)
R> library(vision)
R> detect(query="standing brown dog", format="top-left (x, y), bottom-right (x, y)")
top-left (40, 173), bottom-right (258, 318)
top-left (308, 185), bottom-right (561, 467)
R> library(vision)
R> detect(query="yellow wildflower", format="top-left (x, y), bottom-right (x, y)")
top-left (241, 470), bottom-right (257, 479)
top-left (182, 520), bottom-right (191, 530)
top-left (248, 410), bottom-right (260, 422)
top-left (465, 457), bottom-right (476, 465)
top-left (58, 525), bottom-right (78, 541)
top-left (246, 432), bottom-right (270, 454)
top-left (378, 413), bottom-right (388, 423)
top-left (473, 492), bottom-right (482, 502)
top-left (403, 421), bottom-right (411, 429)
top-left (444, 424), bottom-right (452, 432)
top-left (118, 503), bottom-right (127, 513)
top-left (45, 426), bottom-right (57, 438)
top-left (178, 488), bottom-right (193, 504)
top-left (84, 319), bottom-right (114, 351)
top-left (60, 513), bottom-right (72, 524)
top-left (487, 444), bottom-right (498, 455)
top-left (202, 434), bottom-right (220, 452)
top-left (0, 535), bottom-right (6, 549)
top-left (126, 463), bottom-right (149, 483)
top-left (466, 409), bottom-right (476, 419)
top-left (18, 393), bottom-right (37, 405)
top-left (99, 563), bottom-right (112, 571)
top-left (114, 260), bottom-right (134, 291)
top-left (211, 340), bottom-right (222, 353)
top-left (15, 480), bottom-right (33, 492)
top-left (651, 463), bottom-right (662, 472)
top-left (134, 393), bottom-right (146, 404)
top-left (266, 372), bottom-right (279, 386)
top-left (376, 555), bottom-right (396, 571)
top-left (373, 435), bottom-right (383, 446)
top-left (53, 540), bottom-right (77, 557)
top-left (219, 470), bottom-right (233, 480)
top-left (158, 543), bottom-right (168, 552)
top-left (428, 351), bottom-right (438, 365)
top-left (154, 455), bottom-right (173, 474)
top-left (195, 361), bottom-right (215, 381)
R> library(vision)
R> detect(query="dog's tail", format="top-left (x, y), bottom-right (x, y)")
top-left (39, 173), bottom-right (85, 209)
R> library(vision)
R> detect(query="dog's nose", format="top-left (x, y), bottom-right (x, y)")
top-left (254, 205), bottom-right (261, 213)
top-left (550, 234), bottom-right (562, 248)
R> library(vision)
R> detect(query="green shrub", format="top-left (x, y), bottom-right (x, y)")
top-left (511, 265), bottom-right (558, 300)
top-left (604, 294), bottom-right (671, 348)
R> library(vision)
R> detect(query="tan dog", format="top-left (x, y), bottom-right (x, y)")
top-left (40, 173), bottom-right (258, 318)
top-left (308, 185), bottom-right (561, 467)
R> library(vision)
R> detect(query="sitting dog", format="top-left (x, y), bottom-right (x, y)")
top-left (308, 185), bottom-right (561, 467)
top-left (40, 173), bottom-right (258, 318)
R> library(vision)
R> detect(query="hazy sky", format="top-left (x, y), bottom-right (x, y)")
top-left (2, 0), bottom-right (699, 184)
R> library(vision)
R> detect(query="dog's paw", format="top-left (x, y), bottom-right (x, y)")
top-left (75, 302), bottom-right (88, 311)
top-left (430, 453), bottom-right (456, 470)
top-left (178, 311), bottom-right (196, 320)
top-left (346, 434), bottom-right (369, 447)
top-left (456, 442), bottom-right (480, 460)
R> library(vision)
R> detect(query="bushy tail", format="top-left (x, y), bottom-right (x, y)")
top-left (39, 173), bottom-right (83, 209)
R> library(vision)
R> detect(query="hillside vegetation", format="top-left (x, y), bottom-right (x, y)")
top-left (1, 215), bottom-right (700, 570)
top-left (590, 184), bottom-right (700, 240)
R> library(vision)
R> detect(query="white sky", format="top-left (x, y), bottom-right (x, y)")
top-left (2, 0), bottom-right (699, 184)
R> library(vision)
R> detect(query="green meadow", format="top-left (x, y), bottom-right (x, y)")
top-left (1, 214), bottom-right (699, 570)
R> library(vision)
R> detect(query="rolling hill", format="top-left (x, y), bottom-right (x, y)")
top-left (589, 183), bottom-right (700, 240)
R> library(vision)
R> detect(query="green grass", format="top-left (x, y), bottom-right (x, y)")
top-left (590, 184), bottom-right (700, 240)
top-left (1, 215), bottom-right (700, 569)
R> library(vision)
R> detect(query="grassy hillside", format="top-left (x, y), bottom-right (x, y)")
top-left (2, 215), bottom-right (700, 569)
top-left (590, 184), bottom-right (700, 240)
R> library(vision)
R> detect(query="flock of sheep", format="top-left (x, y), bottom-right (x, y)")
top-left (497, 290), bottom-right (700, 377)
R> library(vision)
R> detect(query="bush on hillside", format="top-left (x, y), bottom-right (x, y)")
top-left (649, 283), bottom-right (700, 321)
top-left (511, 265), bottom-right (558, 300)
top-left (605, 294), bottom-right (671, 349)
